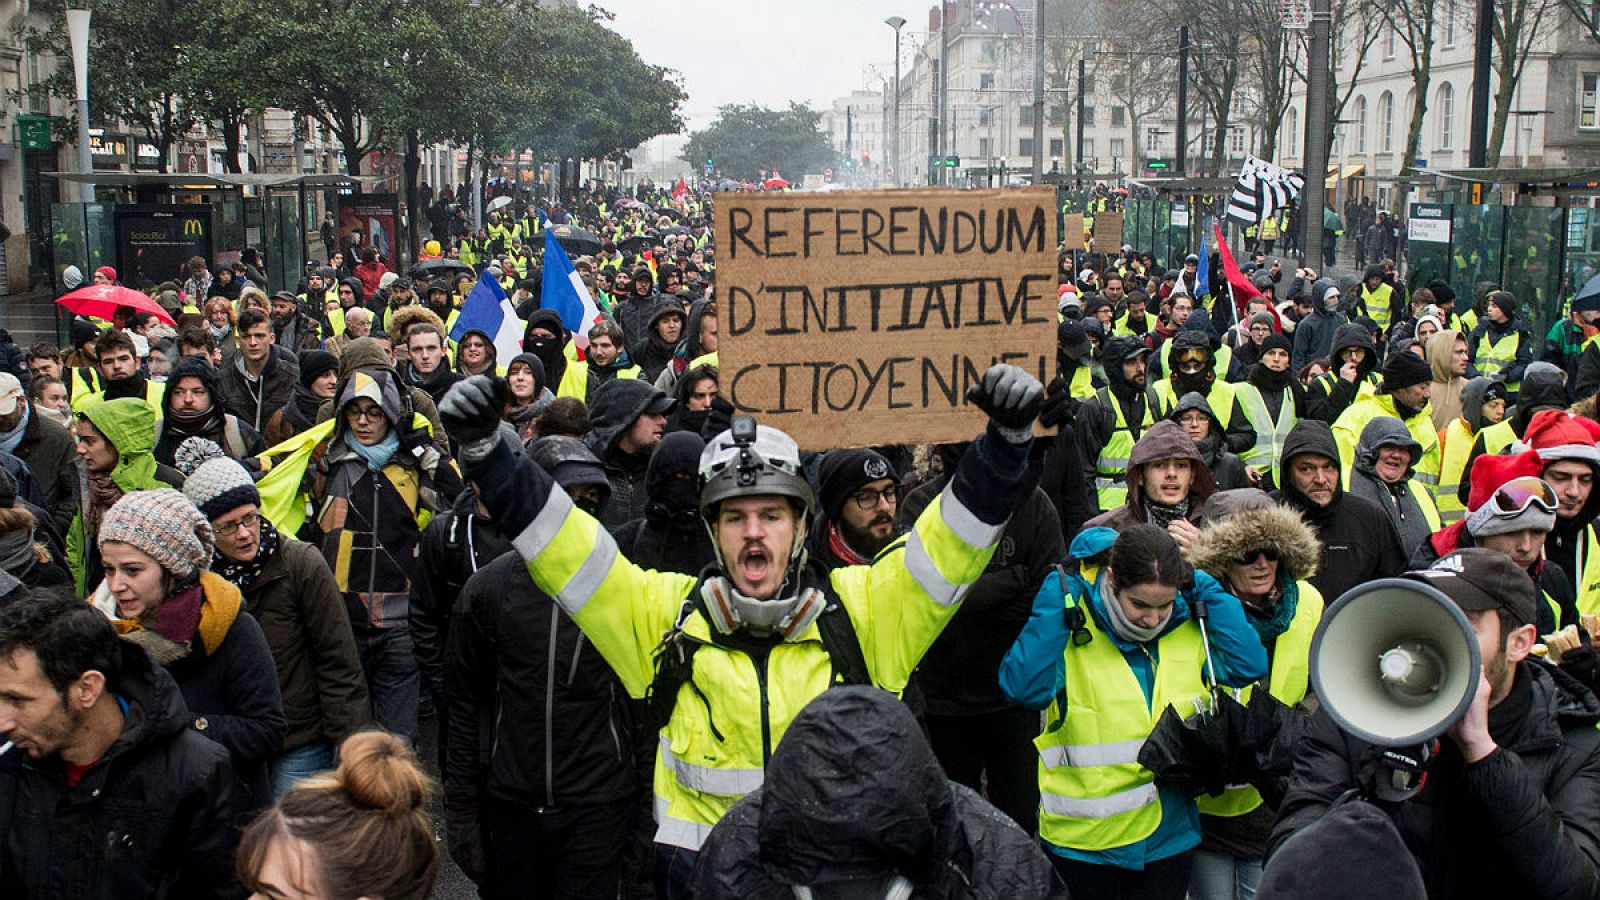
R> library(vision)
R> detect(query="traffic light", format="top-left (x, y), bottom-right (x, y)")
top-left (845, 158), bottom-right (854, 168)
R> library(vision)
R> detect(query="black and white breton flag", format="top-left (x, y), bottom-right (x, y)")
top-left (1226, 155), bottom-right (1305, 226)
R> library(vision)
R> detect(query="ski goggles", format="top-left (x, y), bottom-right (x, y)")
top-left (1483, 476), bottom-right (1557, 517)
top-left (1174, 348), bottom-right (1211, 373)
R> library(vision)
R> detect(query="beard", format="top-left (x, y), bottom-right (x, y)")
top-left (841, 514), bottom-right (896, 557)
top-left (1486, 643), bottom-right (1514, 705)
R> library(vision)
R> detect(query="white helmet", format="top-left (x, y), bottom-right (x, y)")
top-left (697, 416), bottom-right (822, 637)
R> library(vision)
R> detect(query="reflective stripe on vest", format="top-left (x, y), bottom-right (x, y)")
top-left (1195, 580), bottom-right (1323, 818)
top-left (1361, 282), bottom-right (1393, 332)
top-left (1155, 379), bottom-right (1237, 430)
top-left (1036, 596), bottom-right (1208, 851)
top-left (1235, 383), bottom-right (1295, 477)
top-left (1094, 388), bottom-right (1155, 511)
top-left (1477, 331), bottom-right (1522, 392)
top-left (1436, 418), bottom-right (1474, 524)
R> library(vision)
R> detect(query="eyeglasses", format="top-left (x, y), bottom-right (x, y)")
top-left (1235, 548), bottom-right (1281, 566)
top-left (215, 512), bottom-right (261, 537)
top-left (1485, 476), bottom-right (1557, 517)
top-left (344, 404), bottom-right (386, 423)
top-left (851, 486), bottom-right (897, 509)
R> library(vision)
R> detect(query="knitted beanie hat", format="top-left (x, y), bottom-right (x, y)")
top-left (1379, 348), bottom-right (1432, 391)
top-left (183, 456), bottom-right (261, 520)
top-left (1465, 450), bottom-right (1556, 538)
top-left (98, 489), bottom-right (214, 578)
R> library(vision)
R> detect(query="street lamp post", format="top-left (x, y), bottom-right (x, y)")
top-left (886, 16), bottom-right (906, 187)
top-left (66, 6), bottom-right (93, 202)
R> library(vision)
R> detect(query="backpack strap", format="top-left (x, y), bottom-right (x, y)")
top-left (1047, 562), bottom-right (1089, 732)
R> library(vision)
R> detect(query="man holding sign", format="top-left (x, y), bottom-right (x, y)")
top-left (438, 357), bottom-right (1042, 897)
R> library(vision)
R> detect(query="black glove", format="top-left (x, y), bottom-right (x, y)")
top-left (446, 806), bottom-right (486, 884)
top-left (1037, 375), bottom-right (1077, 429)
top-left (966, 363), bottom-right (1044, 432)
top-left (1560, 645), bottom-right (1600, 695)
top-left (440, 375), bottom-right (509, 445)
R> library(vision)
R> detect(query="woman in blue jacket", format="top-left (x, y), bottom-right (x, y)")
top-left (1000, 523), bottom-right (1267, 900)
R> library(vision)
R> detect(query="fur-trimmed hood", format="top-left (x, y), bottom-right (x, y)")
top-left (1190, 499), bottom-right (1321, 584)
top-left (386, 303), bottom-right (446, 347)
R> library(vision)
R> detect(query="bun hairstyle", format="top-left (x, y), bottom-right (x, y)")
top-left (1108, 523), bottom-right (1194, 591)
top-left (238, 731), bottom-right (438, 900)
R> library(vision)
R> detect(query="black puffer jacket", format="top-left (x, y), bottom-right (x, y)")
top-left (0, 641), bottom-right (239, 899)
top-left (1269, 661), bottom-right (1600, 900)
top-left (1272, 420), bottom-right (1407, 603)
top-left (690, 687), bottom-right (1065, 899)
top-left (444, 551), bottom-right (641, 812)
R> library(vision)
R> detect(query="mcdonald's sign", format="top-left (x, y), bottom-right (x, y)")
top-left (183, 218), bottom-right (205, 237)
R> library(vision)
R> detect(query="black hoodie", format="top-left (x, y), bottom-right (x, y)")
top-left (584, 378), bottom-right (675, 531)
top-left (1272, 420), bottom-right (1407, 602)
top-left (612, 431), bottom-right (715, 575)
top-left (690, 687), bottom-right (1066, 900)
top-left (1307, 322), bottom-right (1380, 423)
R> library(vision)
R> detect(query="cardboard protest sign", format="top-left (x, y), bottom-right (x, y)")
top-left (716, 188), bottom-right (1057, 450)
top-left (1063, 213), bottom-right (1086, 251)
top-left (1092, 210), bottom-right (1124, 253)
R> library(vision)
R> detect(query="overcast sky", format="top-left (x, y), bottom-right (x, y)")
top-left (598, 0), bottom-right (923, 133)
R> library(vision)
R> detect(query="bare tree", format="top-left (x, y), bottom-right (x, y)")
top-left (1288, 0), bottom-right (1385, 151)
top-left (1042, 0), bottom-right (1101, 175)
top-left (1486, 0), bottom-right (1557, 165)
top-left (1168, 0), bottom-right (1247, 176)
top-left (1238, 0), bottom-right (1299, 160)
top-left (1558, 0), bottom-right (1600, 42)
top-left (1392, 0), bottom-right (1441, 210)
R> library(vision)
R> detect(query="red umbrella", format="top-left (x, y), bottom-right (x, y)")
top-left (56, 284), bottom-right (176, 326)
top-left (763, 177), bottom-right (790, 190)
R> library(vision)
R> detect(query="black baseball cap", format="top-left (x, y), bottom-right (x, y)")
top-left (1403, 547), bottom-right (1537, 627)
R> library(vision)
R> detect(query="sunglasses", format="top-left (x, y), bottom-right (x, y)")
top-left (1486, 476), bottom-right (1557, 517)
top-left (1235, 548), bottom-right (1280, 566)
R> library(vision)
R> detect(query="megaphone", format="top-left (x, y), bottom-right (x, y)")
top-left (1310, 578), bottom-right (1482, 747)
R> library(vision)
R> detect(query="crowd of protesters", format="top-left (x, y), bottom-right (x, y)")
top-left (0, 175), bottom-right (1598, 900)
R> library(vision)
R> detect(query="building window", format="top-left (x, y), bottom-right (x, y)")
top-left (1285, 108), bottom-right (1299, 157)
top-left (1438, 82), bottom-right (1455, 149)
top-left (1083, 105), bottom-right (1096, 126)
top-left (1112, 105), bottom-right (1126, 126)
top-left (1384, 26), bottom-right (1396, 60)
top-left (1083, 74), bottom-right (1095, 94)
top-left (1111, 137), bottom-right (1126, 159)
top-left (1583, 74), bottom-right (1600, 130)
top-left (979, 137), bottom-right (991, 159)
top-left (1229, 125), bottom-right (1247, 155)
top-left (1146, 128), bottom-right (1162, 153)
top-left (1443, 0), bottom-right (1457, 47)
top-left (1379, 91), bottom-right (1395, 152)
top-left (1020, 105), bottom-right (1034, 126)
top-left (1048, 105), bottom-right (1063, 125)
top-left (1019, 137), bottom-right (1034, 157)
top-left (980, 73), bottom-right (995, 90)
top-left (1355, 96), bottom-right (1368, 152)
top-left (1083, 139), bottom-right (1095, 161)
top-left (979, 107), bottom-right (992, 126)
top-left (1050, 138), bottom-right (1064, 156)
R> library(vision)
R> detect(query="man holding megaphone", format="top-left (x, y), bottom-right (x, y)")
top-left (1267, 549), bottom-right (1600, 898)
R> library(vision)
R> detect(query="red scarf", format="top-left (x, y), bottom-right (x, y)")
top-left (827, 523), bottom-right (871, 566)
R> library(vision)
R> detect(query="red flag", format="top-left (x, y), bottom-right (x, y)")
top-left (672, 177), bottom-right (688, 199)
top-left (1213, 223), bottom-right (1267, 326)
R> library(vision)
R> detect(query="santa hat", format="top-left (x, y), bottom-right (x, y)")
top-left (1465, 450), bottom-right (1556, 538)
top-left (1522, 409), bottom-right (1600, 465)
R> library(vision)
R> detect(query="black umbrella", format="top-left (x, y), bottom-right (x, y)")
top-left (547, 223), bottom-right (602, 256)
top-left (1137, 689), bottom-right (1305, 799)
top-left (661, 225), bottom-right (691, 237)
top-left (1572, 272), bottom-right (1600, 313)
top-left (408, 258), bottom-right (474, 281)
top-left (618, 234), bottom-right (656, 254)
